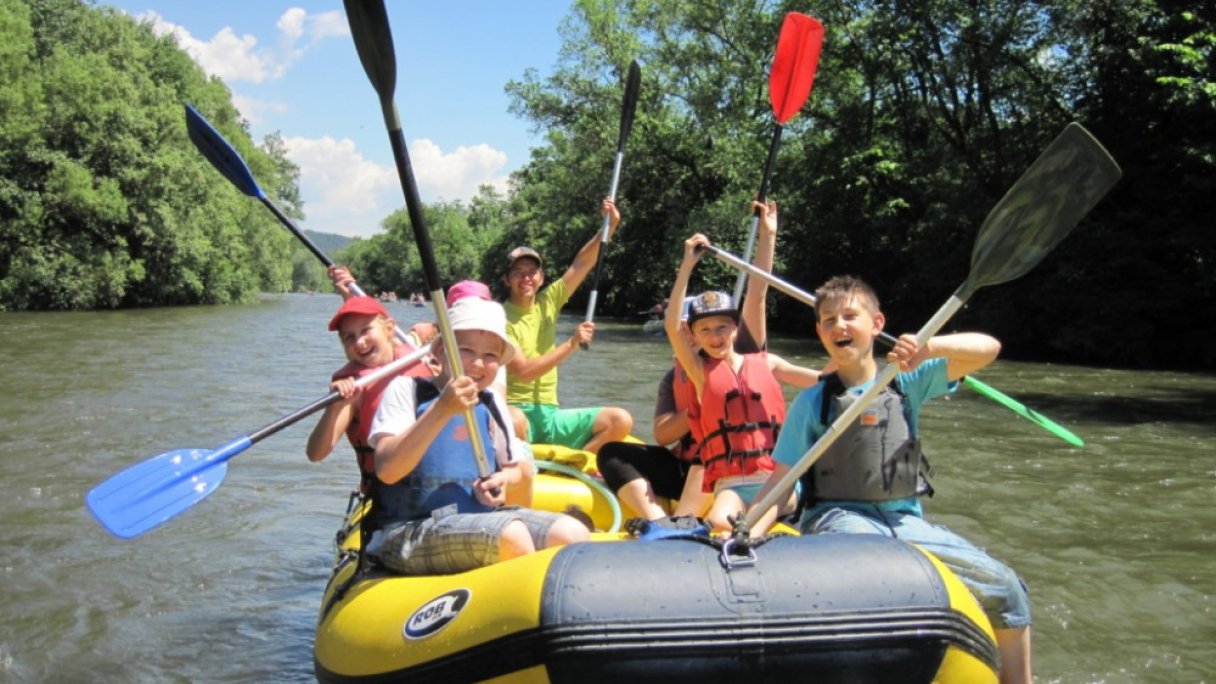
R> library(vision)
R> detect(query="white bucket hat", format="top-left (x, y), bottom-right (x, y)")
top-left (445, 298), bottom-right (518, 365)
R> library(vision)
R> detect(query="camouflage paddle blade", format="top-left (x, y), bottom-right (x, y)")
top-left (969, 123), bottom-right (1122, 292)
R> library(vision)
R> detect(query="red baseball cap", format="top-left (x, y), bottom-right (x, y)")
top-left (327, 296), bottom-right (389, 331)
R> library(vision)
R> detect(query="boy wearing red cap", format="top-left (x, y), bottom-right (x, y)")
top-left (502, 198), bottom-right (634, 454)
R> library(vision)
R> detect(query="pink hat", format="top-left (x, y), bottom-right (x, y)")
top-left (327, 296), bottom-right (389, 331)
top-left (445, 280), bottom-right (493, 307)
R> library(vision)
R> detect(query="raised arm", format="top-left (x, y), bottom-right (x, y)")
top-left (740, 200), bottom-right (778, 349)
top-left (666, 234), bottom-right (709, 394)
top-left (767, 353), bottom-right (822, 389)
top-left (305, 379), bottom-right (358, 462)
top-left (559, 198), bottom-right (621, 294)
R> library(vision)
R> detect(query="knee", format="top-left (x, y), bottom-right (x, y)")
top-left (510, 406), bottom-right (529, 441)
top-left (705, 510), bottom-right (732, 533)
top-left (498, 520), bottom-right (536, 560)
top-left (547, 516), bottom-right (591, 546)
top-left (601, 407), bottom-right (633, 437)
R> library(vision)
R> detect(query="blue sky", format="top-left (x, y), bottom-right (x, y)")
top-left (101, 1), bottom-right (571, 237)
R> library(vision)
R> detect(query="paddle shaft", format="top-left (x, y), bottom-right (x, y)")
top-left (704, 244), bottom-right (1085, 446)
top-left (732, 125), bottom-right (783, 303)
top-left (253, 342), bottom-right (433, 446)
top-left (583, 60), bottom-right (641, 349)
top-left (184, 103), bottom-right (411, 345)
top-left (345, 0), bottom-right (492, 482)
top-left (583, 150), bottom-right (625, 330)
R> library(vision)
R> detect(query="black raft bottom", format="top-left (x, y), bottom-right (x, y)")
top-left (538, 534), bottom-right (996, 684)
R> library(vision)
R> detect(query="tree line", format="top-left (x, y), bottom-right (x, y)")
top-left (1, 0), bottom-right (1212, 370)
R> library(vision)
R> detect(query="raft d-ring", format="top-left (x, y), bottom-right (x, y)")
top-left (719, 538), bottom-right (758, 569)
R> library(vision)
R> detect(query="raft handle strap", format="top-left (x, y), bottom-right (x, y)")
top-left (719, 537), bottom-right (757, 569)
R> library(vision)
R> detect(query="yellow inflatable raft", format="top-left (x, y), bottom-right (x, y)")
top-left (313, 452), bottom-right (1000, 683)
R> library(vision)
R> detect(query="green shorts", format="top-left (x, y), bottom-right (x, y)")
top-left (514, 403), bottom-right (601, 450)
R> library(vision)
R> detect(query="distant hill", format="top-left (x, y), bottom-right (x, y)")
top-left (303, 229), bottom-right (355, 256)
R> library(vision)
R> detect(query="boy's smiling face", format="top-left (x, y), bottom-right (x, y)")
top-left (504, 258), bottom-right (543, 302)
top-left (816, 294), bottom-right (884, 368)
top-left (691, 315), bottom-right (738, 360)
top-left (435, 329), bottom-right (503, 390)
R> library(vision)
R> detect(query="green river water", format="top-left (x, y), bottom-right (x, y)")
top-left (0, 293), bottom-right (1213, 682)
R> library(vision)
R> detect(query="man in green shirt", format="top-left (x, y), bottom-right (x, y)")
top-left (503, 198), bottom-right (634, 454)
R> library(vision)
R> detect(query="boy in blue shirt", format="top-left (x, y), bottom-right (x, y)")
top-left (748, 275), bottom-right (1031, 684)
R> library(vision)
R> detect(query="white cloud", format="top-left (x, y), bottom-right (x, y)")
top-left (134, 8), bottom-right (348, 84)
top-left (230, 94), bottom-right (288, 129)
top-left (283, 135), bottom-right (398, 238)
top-left (409, 140), bottom-right (511, 204)
top-left (283, 136), bottom-right (512, 238)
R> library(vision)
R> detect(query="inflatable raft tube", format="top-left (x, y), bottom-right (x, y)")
top-left (315, 532), bottom-right (999, 683)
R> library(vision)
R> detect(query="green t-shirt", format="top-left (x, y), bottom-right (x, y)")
top-left (504, 278), bottom-right (570, 405)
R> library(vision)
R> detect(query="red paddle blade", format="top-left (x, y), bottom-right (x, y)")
top-left (770, 13), bottom-right (824, 124)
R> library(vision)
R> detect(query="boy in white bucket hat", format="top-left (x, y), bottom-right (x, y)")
top-left (364, 297), bottom-right (590, 575)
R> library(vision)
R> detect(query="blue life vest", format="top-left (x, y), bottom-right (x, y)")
top-left (370, 380), bottom-right (504, 531)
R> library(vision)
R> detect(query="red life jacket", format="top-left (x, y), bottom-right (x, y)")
top-left (687, 352), bottom-right (785, 493)
top-left (332, 343), bottom-right (432, 492)
top-left (670, 364), bottom-right (700, 462)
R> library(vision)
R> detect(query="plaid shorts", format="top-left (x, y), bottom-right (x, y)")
top-left (367, 506), bottom-right (567, 575)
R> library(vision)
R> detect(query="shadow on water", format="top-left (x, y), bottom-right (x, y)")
top-left (1010, 386), bottom-right (1216, 429)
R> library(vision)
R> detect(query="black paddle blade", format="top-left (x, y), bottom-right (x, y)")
top-left (343, 0), bottom-right (396, 98)
top-left (968, 123), bottom-right (1121, 293)
top-left (618, 60), bottom-right (641, 150)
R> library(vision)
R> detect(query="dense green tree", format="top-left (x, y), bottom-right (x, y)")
top-left (0, 0), bottom-right (297, 310)
top-left (341, 188), bottom-right (509, 298)
top-left (498, 0), bottom-right (1214, 369)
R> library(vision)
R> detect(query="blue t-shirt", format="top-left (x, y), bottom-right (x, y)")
top-left (772, 357), bottom-right (955, 515)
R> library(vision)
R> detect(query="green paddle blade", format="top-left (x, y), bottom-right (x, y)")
top-left (968, 123), bottom-right (1122, 294)
top-left (86, 446), bottom-right (237, 539)
top-left (962, 376), bottom-right (1084, 447)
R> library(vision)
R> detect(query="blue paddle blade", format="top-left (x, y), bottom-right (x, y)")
top-left (184, 104), bottom-right (265, 199)
top-left (86, 447), bottom-right (234, 539)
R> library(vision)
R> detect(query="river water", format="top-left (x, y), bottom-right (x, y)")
top-left (1, 293), bottom-right (1213, 682)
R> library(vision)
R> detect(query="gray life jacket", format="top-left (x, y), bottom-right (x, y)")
top-left (805, 372), bottom-right (934, 502)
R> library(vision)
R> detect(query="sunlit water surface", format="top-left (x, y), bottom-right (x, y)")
top-left (1, 294), bottom-right (1213, 682)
